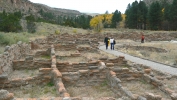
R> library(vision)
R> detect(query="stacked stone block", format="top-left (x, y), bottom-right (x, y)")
top-left (1, 33), bottom-right (177, 100)
top-left (50, 45), bottom-right (70, 98)
top-left (0, 42), bottom-right (31, 75)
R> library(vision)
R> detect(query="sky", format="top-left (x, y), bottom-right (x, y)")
top-left (29, 0), bottom-right (136, 14)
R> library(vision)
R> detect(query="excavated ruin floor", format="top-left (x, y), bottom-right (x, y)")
top-left (66, 85), bottom-right (116, 99)
top-left (121, 80), bottom-right (171, 99)
top-left (1, 33), bottom-right (177, 100)
top-left (5, 83), bottom-right (57, 98)
top-left (8, 69), bottom-right (38, 80)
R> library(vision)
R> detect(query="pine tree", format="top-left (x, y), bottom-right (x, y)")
top-left (125, 3), bottom-right (131, 28)
top-left (148, 1), bottom-right (162, 30)
top-left (125, 1), bottom-right (139, 29)
top-left (137, 1), bottom-right (148, 29)
top-left (111, 10), bottom-right (122, 28)
top-left (169, 0), bottom-right (177, 30)
top-left (163, 3), bottom-right (171, 30)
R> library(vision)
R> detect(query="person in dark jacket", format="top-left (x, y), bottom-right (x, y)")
top-left (104, 35), bottom-right (109, 49)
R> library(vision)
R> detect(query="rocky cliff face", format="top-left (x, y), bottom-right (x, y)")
top-left (0, 0), bottom-right (81, 17)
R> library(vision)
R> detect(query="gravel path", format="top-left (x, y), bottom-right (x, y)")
top-left (99, 45), bottom-right (177, 76)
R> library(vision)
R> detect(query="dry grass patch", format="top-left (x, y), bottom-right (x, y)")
top-left (140, 42), bottom-right (177, 65)
top-left (163, 78), bottom-right (177, 92)
top-left (99, 50), bottom-right (117, 59)
top-left (0, 45), bottom-right (5, 54)
top-left (56, 50), bottom-right (78, 56)
top-left (66, 83), bottom-right (116, 98)
top-left (116, 41), bottom-right (177, 66)
top-left (82, 50), bottom-right (117, 60)
top-left (6, 82), bottom-right (57, 98)
top-left (36, 22), bottom-right (89, 35)
top-left (8, 69), bottom-right (38, 80)
top-left (57, 56), bottom-right (88, 63)
top-left (77, 44), bottom-right (91, 47)
top-left (121, 80), bottom-right (171, 99)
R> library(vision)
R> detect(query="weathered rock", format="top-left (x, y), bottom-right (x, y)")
top-left (171, 93), bottom-right (177, 100)
top-left (0, 89), bottom-right (14, 100)
top-left (4, 46), bottom-right (10, 52)
top-left (25, 56), bottom-right (33, 61)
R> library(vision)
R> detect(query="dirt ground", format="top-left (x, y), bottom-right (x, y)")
top-left (5, 83), bottom-right (57, 98)
top-left (115, 39), bottom-right (177, 67)
top-left (121, 80), bottom-right (171, 99)
top-left (8, 69), bottom-right (39, 80)
top-left (162, 78), bottom-right (177, 93)
top-left (66, 84), bottom-right (116, 99)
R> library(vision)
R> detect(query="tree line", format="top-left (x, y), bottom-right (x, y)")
top-left (0, 10), bottom-right (22, 32)
top-left (0, 9), bottom-right (93, 32)
top-left (125, 0), bottom-right (177, 30)
top-left (1, 0), bottom-right (177, 32)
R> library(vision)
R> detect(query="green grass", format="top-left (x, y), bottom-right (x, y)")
top-left (140, 79), bottom-right (147, 84)
top-left (0, 32), bottom-right (31, 45)
top-left (25, 69), bottom-right (29, 73)
top-left (100, 80), bottom-right (108, 87)
top-left (41, 55), bottom-right (51, 59)
top-left (47, 82), bottom-right (54, 87)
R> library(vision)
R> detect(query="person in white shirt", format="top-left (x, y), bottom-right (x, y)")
top-left (110, 38), bottom-right (115, 50)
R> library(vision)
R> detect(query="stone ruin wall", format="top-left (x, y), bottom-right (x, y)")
top-left (1, 33), bottom-right (177, 100)
top-left (0, 42), bottom-right (31, 75)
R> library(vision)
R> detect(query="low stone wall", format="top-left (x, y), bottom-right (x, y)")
top-left (0, 68), bottom-right (52, 88)
top-left (0, 42), bottom-right (31, 75)
top-left (51, 45), bottom-right (70, 97)
top-left (100, 56), bottom-right (127, 66)
top-left (34, 49), bottom-right (51, 57)
top-left (0, 90), bottom-right (14, 100)
top-left (112, 67), bottom-right (143, 81)
top-left (44, 32), bottom-right (176, 45)
top-left (57, 61), bottom-right (100, 72)
top-left (30, 41), bottom-right (51, 50)
top-left (77, 47), bottom-right (99, 52)
top-left (54, 44), bottom-right (77, 51)
top-left (62, 67), bottom-right (107, 86)
top-left (12, 59), bottom-right (51, 70)
top-left (106, 70), bottom-right (135, 99)
top-left (128, 62), bottom-right (177, 100)
top-left (143, 74), bottom-right (177, 100)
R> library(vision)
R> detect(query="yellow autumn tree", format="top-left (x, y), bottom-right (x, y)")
top-left (103, 14), bottom-right (113, 27)
top-left (119, 14), bottom-right (126, 28)
top-left (90, 14), bottom-right (113, 32)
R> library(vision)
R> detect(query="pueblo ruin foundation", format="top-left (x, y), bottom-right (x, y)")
top-left (0, 33), bottom-right (177, 100)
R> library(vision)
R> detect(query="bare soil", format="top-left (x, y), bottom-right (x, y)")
top-left (163, 78), bottom-right (177, 93)
top-left (8, 69), bottom-right (38, 80)
top-left (56, 50), bottom-right (79, 56)
top-left (57, 56), bottom-right (88, 63)
top-left (121, 80), bottom-right (171, 99)
top-left (5, 83), bottom-right (57, 98)
top-left (77, 44), bottom-right (91, 47)
top-left (66, 85), bottom-right (116, 99)
top-left (82, 50), bottom-right (117, 61)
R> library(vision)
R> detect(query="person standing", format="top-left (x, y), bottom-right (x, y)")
top-left (141, 34), bottom-right (145, 43)
top-left (104, 35), bottom-right (109, 49)
top-left (108, 37), bottom-right (110, 49)
top-left (110, 37), bottom-right (115, 50)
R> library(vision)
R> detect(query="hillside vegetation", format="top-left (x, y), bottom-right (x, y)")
top-left (143, 0), bottom-right (173, 6)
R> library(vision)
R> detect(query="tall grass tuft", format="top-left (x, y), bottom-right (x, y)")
top-left (0, 32), bottom-right (31, 45)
